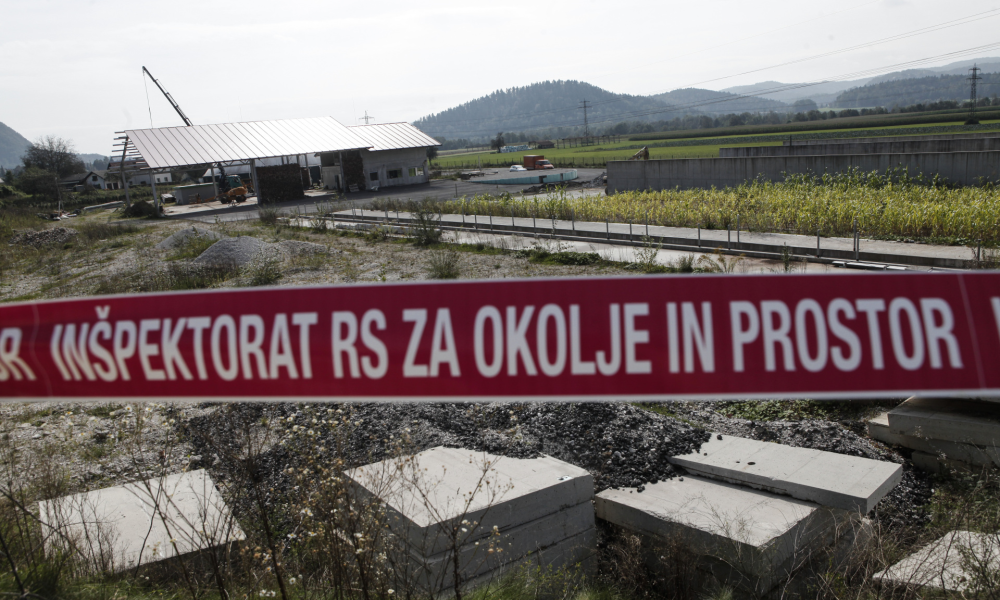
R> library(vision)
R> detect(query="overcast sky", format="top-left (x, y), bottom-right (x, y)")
top-left (1, 0), bottom-right (998, 154)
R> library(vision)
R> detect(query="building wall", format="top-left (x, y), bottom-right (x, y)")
top-left (607, 151), bottom-right (1000, 192)
top-left (361, 148), bottom-right (430, 188)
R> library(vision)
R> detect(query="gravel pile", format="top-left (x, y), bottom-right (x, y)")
top-left (9, 227), bottom-right (78, 247)
top-left (188, 402), bottom-right (709, 494)
top-left (278, 240), bottom-right (328, 256)
top-left (194, 236), bottom-right (273, 268)
top-left (155, 226), bottom-right (224, 250)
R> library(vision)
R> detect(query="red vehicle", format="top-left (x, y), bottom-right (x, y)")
top-left (523, 155), bottom-right (555, 170)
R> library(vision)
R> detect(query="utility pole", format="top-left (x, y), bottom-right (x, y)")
top-left (362, 111), bottom-right (374, 125)
top-left (967, 64), bottom-right (982, 125)
top-left (579, 100), bottom-right (590, 145)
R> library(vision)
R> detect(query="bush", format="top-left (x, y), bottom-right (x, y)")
top-left (75, 221), bottom-right (140, 241)
top-left (411, 208), bottom-right (442, 246)
top-left (121, 200), bottom-right (158, 218)
top-left (258, 205), bottom-right (280, 225)
top-left (426, 249), bottom-right (460, 279)
top-left (14, 167), bottom-right (58, 198)
top-left (243, 247), bottom-right (282, 286)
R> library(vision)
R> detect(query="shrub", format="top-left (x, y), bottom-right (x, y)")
top-left (121, 200), bottom-right (158, 218)
top-left (427, 249), bottom-right (460, 279)
top-left (242, 247), bottom-right (282, 286)
top-left (411, 208), bottom-right (443, 246)
top-left (258, 205), bottom-right (280, 226)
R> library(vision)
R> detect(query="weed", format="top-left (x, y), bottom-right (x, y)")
top-left (242, 247), bottom-right (282, 286)
top-left (169, 234), bottom-right (218, 260)
top-left (75, 221), bottom-right (140, 241)
top-left (364, 224), bottom-right (391, 244)
top-left (411, 208), bottom-right (443, 246)
top-left (781, 244), bottom-right (792, 272)
top-left (696, 249), bottom-right (746, 273)
top-left (632, 236), bottom-right (663, 273)
top-left (427, 249), bottom-right (461, 279)
top-left (258, 205), bottom-right (280, 226)
top-left (517, 249), bottom-right (601, 266)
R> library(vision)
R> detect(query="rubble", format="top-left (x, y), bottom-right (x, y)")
top-left (9, 227), bottom-right (78, 247)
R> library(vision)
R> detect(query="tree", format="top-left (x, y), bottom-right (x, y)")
top-left (21, 136), bottom-right (84, 178)
top-left (426, 146), bottom-right (438, 160)
top-left (14, 166), bottom-right (58, 197)
top-left (792, 99), bottom-right (819, 113)
top-left (489, 132), bottom-right (505, 152)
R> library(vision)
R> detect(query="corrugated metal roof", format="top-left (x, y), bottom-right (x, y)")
top-left (348, 122), bottom-right (441, 152)
top-left (125, 117), bottom-right (373, 169)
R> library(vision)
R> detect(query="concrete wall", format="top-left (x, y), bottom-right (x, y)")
top-left (361, 147), bottom-right (430, 189)
top-left (607, 151), bottom-right (1000, 192)
top-left (782, 131), bottom-right (1000, 146)
top-left (721, 137), bottom-right (1000, 157)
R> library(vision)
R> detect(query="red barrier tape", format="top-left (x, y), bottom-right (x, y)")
top-left (1, 272), bottom-right (998, 401)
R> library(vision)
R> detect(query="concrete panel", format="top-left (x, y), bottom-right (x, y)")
top-left (349, 447), bottom-right (593, 556)
top-left (887, 397), bottom-right (1000, 447)
top-left (608, 151), bottom-right (1000, 192)
top-left (405, 504), bottom-right (595, 589)
top-left (787, 132), bottom-right (1000, 146)
top-left (596, 475), bottom-right (843, 592)
top-left (868, 412), bottom-right (1000, 468)
top-left (458, 527), bottom-right (598, 593)
top-left (38, 469), bottom-right (244, 572)
top-left (668, 434), bottom-right (902, 512)
top-left (874, 530), bottom-right (1000, 592)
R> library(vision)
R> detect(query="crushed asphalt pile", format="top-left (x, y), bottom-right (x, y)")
top-left (9, 227), bottom-right (78, 247)
top-left (155, 226), bottom-right (224, 250)
top-left (186, 402), bottom-right (710, 494)
top-left (193, 237), bottom-right (328, 267)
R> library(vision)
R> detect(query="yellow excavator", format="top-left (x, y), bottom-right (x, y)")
top-left (628, 146), bottom-right (650, 160)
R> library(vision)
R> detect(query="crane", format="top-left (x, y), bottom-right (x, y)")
top-left (141, 66), bottom-right (193, 126)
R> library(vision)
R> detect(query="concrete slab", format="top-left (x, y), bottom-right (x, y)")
top-left (868, 412), bottom-right (1000, 468)
top-left (887, 397), bottom-right (1000, 447)
top-left (403, 501), bottom-right (594, 586)
top-left (596, 475), bottom-right (843, 592)
top-left (874, 530), bottom-right (1000, 592)
top-left (38, 469), bottom-right (244, 572)
top-left (349, 447), bottom-right (593, 557)
top-left (668, 434), bottom-right (902, 513)
top-left (456, 527), bottom-right (597, 595)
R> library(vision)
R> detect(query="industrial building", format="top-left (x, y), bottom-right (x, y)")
top-left (113, 116), bottom-right (440, 204)
top-left (320, 122), bottom-right (439, 192)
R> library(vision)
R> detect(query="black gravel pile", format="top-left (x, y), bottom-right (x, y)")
top-left (659, 403), bottom-right (935, 529)
top-left (186, 402), bottom-right (709, 495)
top-left (9, 227), bottom-right (77, 247)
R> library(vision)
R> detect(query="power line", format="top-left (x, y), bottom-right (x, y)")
top-left (420, 8), bottom-right (1000, 132)
top-left (429, 41), bottom-right (1000, 137)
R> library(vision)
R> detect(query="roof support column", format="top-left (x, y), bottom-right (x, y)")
top-left (251, 159), bottom-right (261, 204)
top-left (338, 152), bottom-right (345, 193)
top-left (150, 170), bottom-right (159, 215)
top-left (211, 165), bottom-right (218, 199)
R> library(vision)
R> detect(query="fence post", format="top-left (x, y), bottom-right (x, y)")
top-left (533, 209), bottom-right (537, 238)
top-left (629, 219), bottom-right (632, 242)
top-left (853, 218), bottom-right (859, 261)
top-left (645, 211), bottom-right (649, 238)
top-left (728, 225), bottom-right (731, 250)
top-left (816, 226), bottom-right (821, 258)
top-left (736, 214), bottom-right (740, 246)
top-left (571, 208), bottom-right (575, 232)
top-left (698, 226), bottom-right (701, 248)
top-left (511, 206), bottom-right (515, 229)
top-left (606, 218), bottom-right (610, 240)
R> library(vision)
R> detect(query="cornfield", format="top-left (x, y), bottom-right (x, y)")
top-left (374, 170), bottom-right (1000, 244)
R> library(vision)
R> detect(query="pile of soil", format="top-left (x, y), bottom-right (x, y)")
top-left (9, 227), bottom-right (78, 247)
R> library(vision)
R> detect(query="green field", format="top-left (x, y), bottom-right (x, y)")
top-left (430, 118), bottom-right (1000, 170)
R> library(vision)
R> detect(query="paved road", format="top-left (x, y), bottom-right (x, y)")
top-left (173, 168), bottom-right (607, 224)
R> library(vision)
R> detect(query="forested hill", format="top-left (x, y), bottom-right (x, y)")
top-left (414, 80), bottom-right (677, 139)
top-left (834, 72), bottom-right (1000, 108)
top-left (651, 88), bottom-right (788, 114)
top-left (0, 122), bottom-right (31, 169)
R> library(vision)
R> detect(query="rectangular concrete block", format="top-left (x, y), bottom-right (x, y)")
top-left (596, 475), bottom-right (845, 593)
top-left (869, 412), bottom-right (1000, 468)
top-left (669, 434), bottom-right (902, 513)
top-left (38, 469), bottom-right (244, 572)
top-left (349, 447), bottom-right (593, 556)
top-left (405, 501), bottom-right (594, 586)
top-left (887, 397), bottom-right (1000, 447)
top-left (874, 531), bottom-right (1000, 592)
top-left (459, 527), bottom-right (598, 593)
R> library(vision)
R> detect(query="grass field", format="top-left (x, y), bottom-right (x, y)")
top-left (430, 119), bottom-right (1000, 170)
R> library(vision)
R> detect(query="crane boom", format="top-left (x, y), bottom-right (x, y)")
top-left (141, 66), bottom-right (193, 127)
